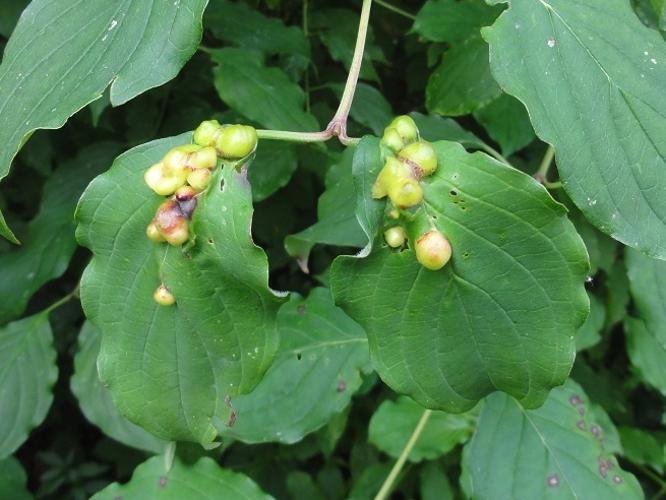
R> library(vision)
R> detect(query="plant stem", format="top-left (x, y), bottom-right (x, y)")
top-left (255, 1), bottom-right (371, 146)
top-left (480, 144), bottom-right (510, 165)
top-left (256, 129), bottom-right (333, 143)
top-left (374, 0), bottom-right (416, 20)
top-left (326, 0), bottom-right (373, 145)
top-left (44, 285), bottom-right (80, 315)
top-left (637, 464), bottom-right (666, 494)
top-left (374, 409), bottom-right (432, 500)
top-left (535, 145), bottom-right (555, 182)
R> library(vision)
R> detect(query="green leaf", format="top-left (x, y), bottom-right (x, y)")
top-left (0, 0), bottom-right (208, 241)
top-left (285, 147), bottom-right (366, 272)
top-left (625, 248), bottom-right (666, 395)
top-left (410, 113), bottom-right (491, 152)
top-left (0, 143), bottom-right (121, 324)
top-left (331, 141), bottom-right (589, 412)
top-left (625, 318), bottom-right (666, 397)
top-left (248, 141), bottom-right (298, 202)
top-left (426, 35), bottom-right (502, 116)
top-left (205, 0), bottom-right (309, 59)
top-left (217, 288), bottom-right (369, 444)
top-left (576, 293), bottom-right (606, 352)
top-left (369, 397), bottom-right (476, 462)
top-left (310, 8), bottom-right (386, 82)
top-left (75, 133), bottom-right (284, 446)
top-left (619, 426), bottom-right (665, 473)
top-left (474, 94), bottom-right (535, 156)
top-left (420, 462), bottom-right (454, 500)
top-left (483, 0), bottom-right (666, 259)
top-left (0, 311), bottom-right (57, 459)
top-left (347, 83), bottom-right (393, 136)
top-left (0, 457), bottom-right (31, 500)
top-left (71, 322), bottom-right (168, 454)
top-left (211, 48), bottom-right (318, 132)
top-left (92, 456), bottom-right (272, 500)
top-left (462, 379), bottom-right (643, 500)
top-left (413, 0), bottom-right (504, 44)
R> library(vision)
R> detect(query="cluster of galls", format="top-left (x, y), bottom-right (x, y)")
top-left (145, 120), bottom-right (258, 306)
top-left (373, 116), bottom-right (452, 271)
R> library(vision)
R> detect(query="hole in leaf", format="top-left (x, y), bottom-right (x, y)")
top-left (296, 352), bottom-right (302, 360)
top-left (450, 190), bottom-right (458, 196)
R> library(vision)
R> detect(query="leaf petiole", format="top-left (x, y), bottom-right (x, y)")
top-left (374, 408), bottom-right (432, 500)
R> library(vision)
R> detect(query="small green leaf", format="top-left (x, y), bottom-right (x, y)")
top-left (285, 147), bottom-right (366, 271)
top-left (474, 94), bottom-right (535, 156)
top-left (217, 288), bottom-right (369, 444)
top-left (426, 35), bottom-right (502, 117)
top-left (71, 322), bottom-right (168, 454)
top-left (76, 134), bottom-right (284, 446)
top-left (625, 248), bottom-right (666, 395)
top-left (483, 0), bottom-right (666, 258)
top-left (0, 143), bottom-right (121, 324)
top-left (205, 0), bottom-right (309, 59)
top-left (420, 462), bottom-right (454, 500)
top-left (369, 397), bottom-right (476, 462)
top-left (625, 318), bottom-right (666, 397)
top-left (347, 83), bottom-right (393, 136)
top-left (0, 0), bottom-right (208, 240)
top-left (0, 457), bottom-right (31, 500)
top-left (249, 141), bottom-right (298, 202)
top-left (310, 8), bottom-right (386, 82)
top-left (211, 48), bottom-right (318, 132)
top-left (91, 456), bottom-right (272, 500)
top-left (576, 293), bottom-right (606, 352)
top-left (0, 311), bottom-right (57, 459)
top-left (619, 426), bottom-right (665, 473)
top-left (331, 141), bottom-right (589, 412)
top-left (462, 379), bottom-right (643, 499)
top-left (411, 113), bottom-right (491, 152)
top-left (413, 0), bottom-right (504, 44)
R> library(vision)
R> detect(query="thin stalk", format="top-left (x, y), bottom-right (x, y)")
top-left (374, 0), bottom-right (416, 20)
top-left (374, 409), bottom-right (432, 500)
top-left (326, 0), bottom-right (373, 144)
top-left (256, 129), bottom-right (332, 143)
top-left (480, 144), bottom-right (510, 165)
top-left (44, 285), bottom-right (80, 315)
top-left (636, 464), bottom-right (666, 495)
top-left (536, 145), bottom-right (555, 182)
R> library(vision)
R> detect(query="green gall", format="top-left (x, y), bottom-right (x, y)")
top-left (191, 146), bottom-right (218, 170)
top-left (193, 120), bottom-right (222, 147)
top-left (154, 284), bottom-right (176, 306)
top-left (372, 157), bottom-right (412, 199)
top-left (415, 230), bottom-right (452, 271)
top-left (388, 177), bottom-right (423, 208)
top-left (187, 168), bottom-right (212, 191)
top-left (389, 115), bottom-right (418, 143)
top-left (144, 162), bottom-right (186, 196)
top-left (146, 222), bottom-right (165, 242)
top-left (399, 141), bottom-right (438, 177)
top-left (216, 124), bottom-right (257, 159)
top-left (384, 226), bottom-right (406, 248)
top-left (381, 127), bottom-right (405, 153)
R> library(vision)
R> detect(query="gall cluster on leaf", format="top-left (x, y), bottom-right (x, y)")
top-left (144, 120), bottom-right (258, 305)
top-left (376, 115), bottom-right (452, 271)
